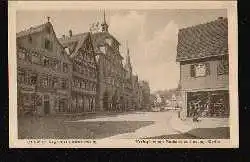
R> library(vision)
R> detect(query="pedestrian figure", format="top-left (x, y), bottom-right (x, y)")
top-left (192, 100), bottom-right (201, 122)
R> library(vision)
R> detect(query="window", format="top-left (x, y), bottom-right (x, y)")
top-left (25, 52), bottom-right (32, 63)
top-left (61, 79), bottom-right (67, 89)
top-left (43, 57), bottom-right (50, 66)
top-left (63, 63), bottom-right (68, 73)
top-left (105, 38), bottom-right (113, 46)
top-left (41, 77), bottom-right (49, 88)
top-left (30, 73), bottom-right (37, 85)
top-left (99, 46), bottom-right (106, 54)
top-left (28, 35), bottom-right (32, 43)
top-left (191, 63), bottom-right (210, 77)
top-left (46, 26), bottom-right (51, 34)
top-left (52, 77), bottom-right (58, 88)
top-left (32, 53), bottom-right (40, 64)
top-left (81, 81), bottom-right (84, 89)
top-left (44, 39), bottom-right (53, 50)
top-left (18, 51), bottom-right (26, 60)
top-left (217, 59), bottom-right (229, 75)
top-left (73, 64), bottom-right (77, 72)
top-left (18, 69), bottom-right (25, 84)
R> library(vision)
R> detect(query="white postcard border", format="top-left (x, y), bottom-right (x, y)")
top-left (8, 1), bottom-right (238, 148)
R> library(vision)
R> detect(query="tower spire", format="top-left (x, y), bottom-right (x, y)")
top-left (104, 10), bottom-right (106, 24)
top-left (125, 40), bottom-right (132, 70)
top-left (101, 10), bottom-right (109, 32)
top-left (126, 40), bottom-right (129, 55)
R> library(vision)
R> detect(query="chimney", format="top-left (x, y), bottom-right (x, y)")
top-left (69, 30), bottom-right (72, 37)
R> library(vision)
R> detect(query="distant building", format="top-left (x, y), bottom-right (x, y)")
top-left (139, 81), bottom-right (151, 110)
top-left (176, 17), bottom-right (229, 118)
top-left (132, 75), bottom-right (143, 110)
top-left (16, 19), bottom-right (72, 115)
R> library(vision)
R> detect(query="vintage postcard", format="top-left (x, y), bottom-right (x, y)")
top-left (8, 1), bottom-right (238, 148)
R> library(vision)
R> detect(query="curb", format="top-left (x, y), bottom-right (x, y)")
top-left (169, 116), bottom-right (201, 138)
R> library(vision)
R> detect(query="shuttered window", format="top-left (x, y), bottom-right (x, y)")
top-left (44, 39), bottom-right (53, 51)
top-left (190, 64), bottom-right (195, 77)
top-left (205, 63), bottom-right (210, 75)
top-left (217, 59), bottom-right (229, 75)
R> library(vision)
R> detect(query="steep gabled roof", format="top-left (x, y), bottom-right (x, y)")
top-left (16, 22), bottom-right (72, 64)
top-left (59, 33), bottom-right (90, 58)
top-left (176, 17), bottom-right (228, 62)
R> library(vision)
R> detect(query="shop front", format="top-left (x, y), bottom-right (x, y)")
top-left (186, 90), bottom-right (229, 118)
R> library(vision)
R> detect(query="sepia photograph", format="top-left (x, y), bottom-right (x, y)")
top-left (8, 1), bottom-right (238, 148)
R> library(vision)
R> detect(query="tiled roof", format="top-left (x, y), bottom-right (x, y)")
top-left (59, 33), bottom-right (90, 58)
top-left (16, 22), bottom-right (72, 64)
top-left (176, 17), bottom-right (228, 62)
top-left (17, 22), bottom-right (51, 38)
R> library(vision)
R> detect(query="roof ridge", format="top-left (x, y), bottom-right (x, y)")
top-left (179, 17), bottom-right (227, 32)
top-left (16, 22), bottom-right (50, 37)
top-left (59, 32), bottom-right (90, 41)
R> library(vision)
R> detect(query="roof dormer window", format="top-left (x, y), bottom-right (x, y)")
top-left (99, 46), bottom-right (106, 54)
top-left (28, 35), bottom-right (32, 43)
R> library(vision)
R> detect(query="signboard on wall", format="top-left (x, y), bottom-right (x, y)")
top-left (195, 63), bottom-right (206, 77)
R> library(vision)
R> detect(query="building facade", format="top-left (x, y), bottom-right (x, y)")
top-left (176, 17), bottom-right (229, 118)
top-left (16, 20), bottom-right (72, 116)
top-left (59, 31), bottom-right (98, 113)
top-left (16, 14), bottom-right (149, 115)
top-left (90, 14), bottom-right (135, 112)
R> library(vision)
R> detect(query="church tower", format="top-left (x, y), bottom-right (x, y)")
top-left (101, 11), bottom-right (109, 32)
top-left (125, 41), bottom-right (132, 79)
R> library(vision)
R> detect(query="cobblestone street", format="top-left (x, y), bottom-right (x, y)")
top-left (18, 110), bottom-right (229, 139)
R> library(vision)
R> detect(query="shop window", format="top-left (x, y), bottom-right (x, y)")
top-left (217, 58), bottom-right (229, 75)
top-left (190, 62), bottom-right (210, 77)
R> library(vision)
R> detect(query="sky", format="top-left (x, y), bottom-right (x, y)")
top-left (16, 9), bottom-right (227, 93)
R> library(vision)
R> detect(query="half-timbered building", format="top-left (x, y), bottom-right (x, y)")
top-left (59, 31), bottom-right (98, 113)
top-left (16, 19), bottom-right (72, 116)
